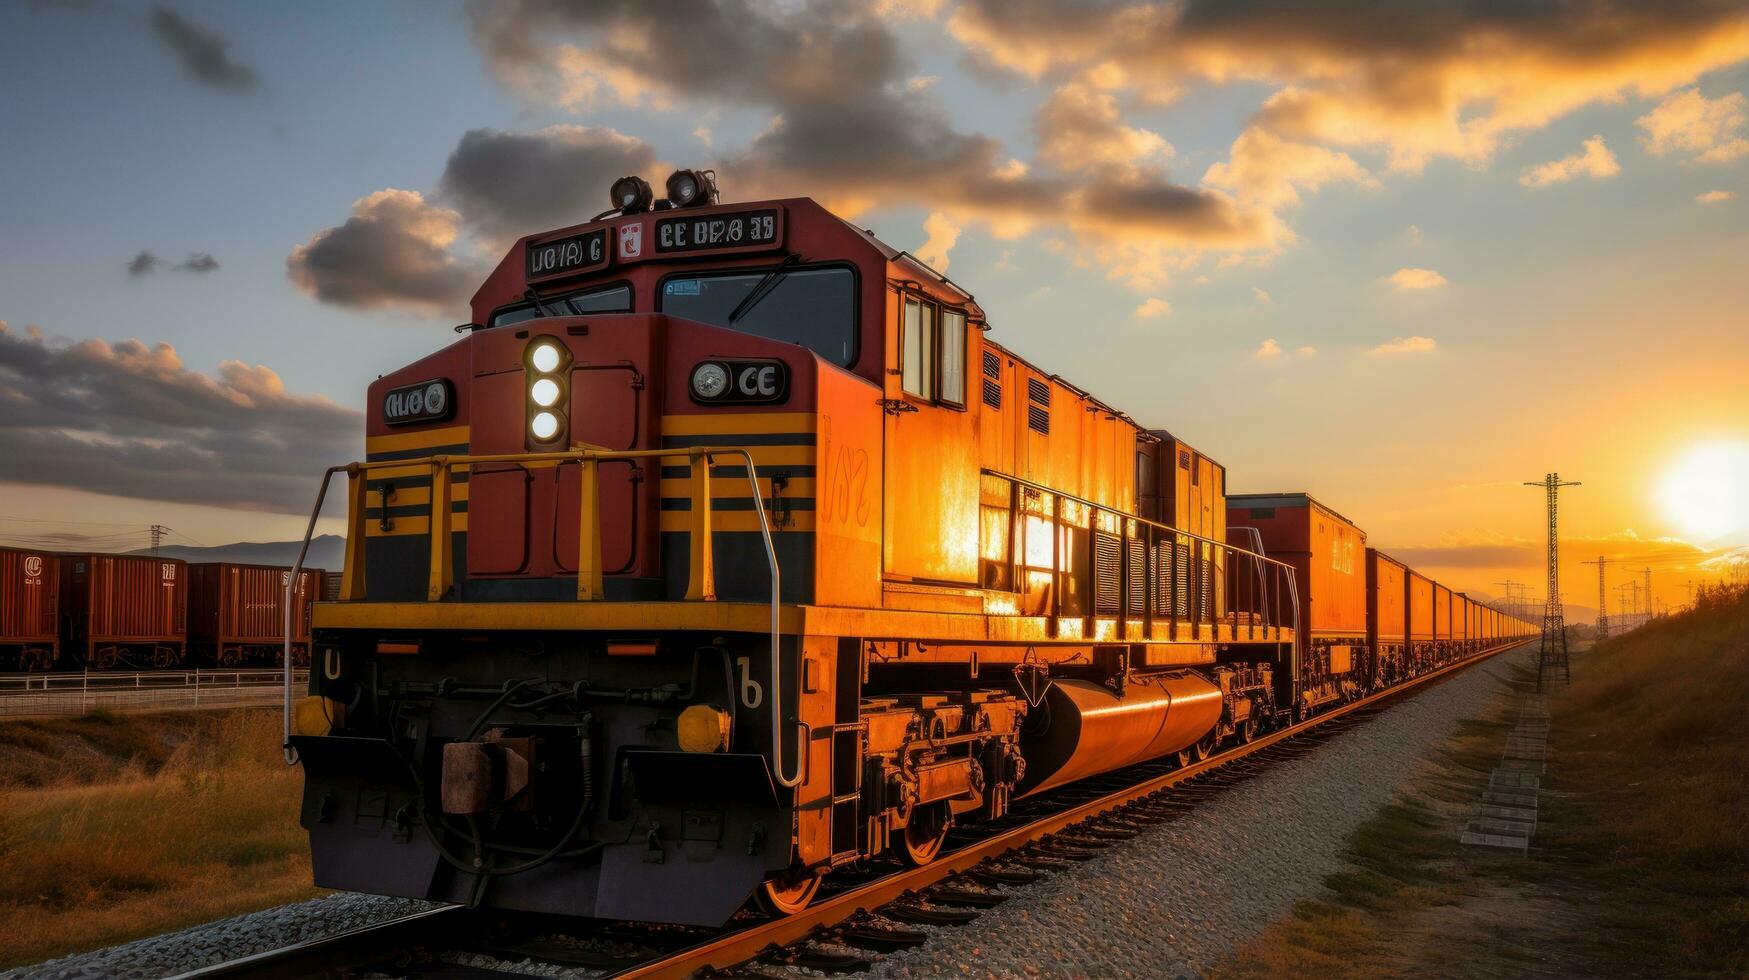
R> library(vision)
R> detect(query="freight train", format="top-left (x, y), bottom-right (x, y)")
top-left (0, 547), bottom-right (325, 670)
top-left (282, 172), bottom-right (1536, 925)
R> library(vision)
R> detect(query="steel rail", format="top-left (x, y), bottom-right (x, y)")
top-left (609, 638), bottom-right (1535, 979)
top-left (166, 904), bottom-right (470, 980)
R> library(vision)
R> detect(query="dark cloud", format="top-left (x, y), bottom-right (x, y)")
top-left (149, 4), bottom-right (258, 91)
top-left (0, 321), bottom-right (359, 513)
top-left (286, 189), bottom-right (478, 314)
top-left (127, 250), bottom-right (220, 276)
top-left (460, 0), bottom-right (1277, 269)
top-left (437, 125), bottom-right (661, 244)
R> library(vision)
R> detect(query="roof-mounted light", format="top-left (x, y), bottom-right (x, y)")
top-left (665, 168), bottom-right (718, 209)
top-left (610, 175), bottom-right (653, 214)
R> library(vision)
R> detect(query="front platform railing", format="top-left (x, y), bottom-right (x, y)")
top-left (279, 446), bottom-right (792, 784)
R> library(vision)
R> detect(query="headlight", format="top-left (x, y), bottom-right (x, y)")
top-left (609, 174), bottom-right (653, 214)
top-left (530, 342), bottom-right (562, 374)
top-left (677, 704), bottom-right (731, 753)
top-left (665, 168), bottom-right (717, 208)
top-left (691, 362), bottom-right (729, 399)
top-left (530, 377), bottom-right (561, 407)
top-left (530, 411), bottom-right (560, 442)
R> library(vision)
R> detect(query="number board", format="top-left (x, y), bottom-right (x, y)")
top-left (655, 208), bottom-right (781, 254)
top-left (526, 228), bottom-right (609, 280)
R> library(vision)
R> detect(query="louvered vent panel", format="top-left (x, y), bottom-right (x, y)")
top-left (1093, 530), bottom-right (1122, 616)
top-left (1175, 543), bottom-right (1191, 617)
top-left (982, 351), bottom-right (1001, 378)
top-left (1178, 450), bottom-right (1191, 469)
top-left (982, 378), bottom-right (1002, 409)
top-left (1127, 541), bottom-right (1146, 613)
top-left (1154, 547), bottom-right (1171, 615)
top-left (1201, 558), bottom-right (1214, 618)
top-left (1027, 405), bottom-right (1050, 434)
top-left (1027, 378), bottom-right (1050, 405)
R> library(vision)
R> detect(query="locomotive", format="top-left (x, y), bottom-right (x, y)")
top-left (287, 171), bottom-right (1533, 925)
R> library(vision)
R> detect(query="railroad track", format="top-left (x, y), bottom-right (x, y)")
top-left (175, 641), bottom-right (1531, 980)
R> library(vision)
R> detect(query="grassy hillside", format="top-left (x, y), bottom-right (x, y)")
top-left (0, 709), bottom-right (319, 968)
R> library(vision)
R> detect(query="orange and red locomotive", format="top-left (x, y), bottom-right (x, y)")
top-left (287, 171), bottom-right (1533, 925)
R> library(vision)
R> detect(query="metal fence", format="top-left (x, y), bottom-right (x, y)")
top-left (0, 669), bottom-right (307, 720)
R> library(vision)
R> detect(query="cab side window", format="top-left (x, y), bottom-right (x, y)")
top-left (901, 296), bottom-right (968, 407)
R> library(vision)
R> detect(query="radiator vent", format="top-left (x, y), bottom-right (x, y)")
top-left (1093, 531), bottom-right (1122, 616)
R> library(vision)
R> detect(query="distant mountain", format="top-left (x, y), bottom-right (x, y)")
top-left (127, 535), bottom-right (345, 571)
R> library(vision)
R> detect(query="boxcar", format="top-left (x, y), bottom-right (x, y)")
top-left (1228, 492), bottom-right (1368, 709)
top-left (1365, 549), bottom-right (1409, 685)
top-left (61, 554), bottom-right (187, 668)
top-left (187, 563), bottom-right (325, 667)
top-left (1, 546), bottom-right (60, 671)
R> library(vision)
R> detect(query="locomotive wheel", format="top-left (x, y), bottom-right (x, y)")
top-left (1174, 749), bottom-right (1193, 768)
top-left (755, 870), bottom-right (824, 916)
top-left (900, 802), bottom-right (951, 866)
top-left (1237, 716), bottom-right (1259, 744)
top-left (1189, 732), bottom-right (1218, 763)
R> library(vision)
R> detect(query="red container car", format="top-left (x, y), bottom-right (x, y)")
top-left (187, 563), bottom-right (326, 667)
top-left (1, 546), bottom-right (60, 671)
top-left (61, 554), bottom-right (187, 668)
top-left (1365, 548), bottom-right (1409, 685)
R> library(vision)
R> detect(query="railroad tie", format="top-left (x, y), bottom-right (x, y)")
top-left (1460, 694), bottom-right (1550, 855)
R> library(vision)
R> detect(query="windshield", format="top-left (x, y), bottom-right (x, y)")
top-left (660, 266), bottom-right (856, 366)
top-left (491, 284), bottom-right (632, 327)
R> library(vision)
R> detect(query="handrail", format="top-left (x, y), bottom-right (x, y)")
top-left (283, 446), bottom-right (800, 788)
top-left (285, 464), bottom-right (346, 765)
top-left (979, 469), bottom-right (1301, 642)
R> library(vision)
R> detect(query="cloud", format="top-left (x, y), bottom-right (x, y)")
top-left (947, 0), bottom-right (1749, 260)
top-left (1371, 335), bottom-right (1438, 354)
top-left (1294, 345), bottom-right (1317, 356)
top-left (0, 322), bottom-right (359, 513)
top-left (461, 0), bottom-right (1284, 288)
top-left (1134, 297), bottom-right (1172, 318)
top-left (436, 125), bottom-right (661, 245)
top-left (148, 5), bottom-right (257, 91)
top-left (127, 250), bottom-right (220, 277)
top-left (1252, 286), bottom-right (1272, 305)
top-left (286, 189), bottom-right (477, 314)
top-left (1386, 267), bottom-right (1448, 290)
top-left (917, 211), bottom-right (962, 272)
top-left (1696, 188), bottom-right (1737, 203)
top-left (1637, 88), bottom-right (1749, 162)
top-left (1254, 338), bottom-right (1282, 358)
top-left (1519, 135), bottom-right (1621, 187)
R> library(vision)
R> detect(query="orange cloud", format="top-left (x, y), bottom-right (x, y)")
top-left (1135, 297), bottom-right (1172, 318)
top-left (1371, 335), bottom-right (1438, 354)
top-left (1697, 189), bottom-right (1737, 203)
top-left (1386, 268), bottom-right (1448, 290)
top-left (1520, 135), bottom-right (1621, 187)
top-left (1637, 88), bottom-right (1749, 162)
top-left (917, 211), bottom-right (962, 272)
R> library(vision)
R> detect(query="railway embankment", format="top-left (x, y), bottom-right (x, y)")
top-left (867, 644), bottom-right (1540, 978)
top-left (1216, 584), bottom-right (1749, 978)
top-left (0, 709), bottom-right (319, 972)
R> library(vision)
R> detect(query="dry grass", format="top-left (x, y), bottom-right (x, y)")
top-left (1217, 589), bottom-right (1749, 978)
top-left (0, 709), bottom-right (320, 969)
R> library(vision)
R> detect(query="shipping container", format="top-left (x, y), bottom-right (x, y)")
top-left (1366, 549), bottom-right (1406, 643)
top-left (187, 563), bottom-right (325, 667)
top-left (1434, 583), bottom-right (1453, 642)
top-left (1408, 570), bottom-right (1434, 641)
top-left (1454, 593), bottom-right (1471, 642)
top-left (61, 554), bottom-right (187, 668)
top-left (1, 546), bottom-right (60, 670)
top-left (1228, 492), bottom-right (1367, 638)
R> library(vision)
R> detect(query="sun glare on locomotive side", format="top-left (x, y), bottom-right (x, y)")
top-left (1658, 441), bottom-right (1749, 542)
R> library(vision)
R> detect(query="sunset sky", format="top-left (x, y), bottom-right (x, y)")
top-left (2, 1), bottom-right (1747, 617)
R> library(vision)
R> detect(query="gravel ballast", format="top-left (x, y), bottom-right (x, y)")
top-left (871, 644), bottom-right (1536, 978)
top-left (3, 894), bottom-right (438, 980)
top-left (9, 645), bottom-right (1531, 979)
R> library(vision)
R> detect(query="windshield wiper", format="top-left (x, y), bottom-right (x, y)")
top-left (523, 288), bottom-right (556, 317)
top-left (727, 253), bottom-right (803, 323)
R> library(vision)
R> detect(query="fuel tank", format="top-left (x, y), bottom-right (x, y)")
top-left (1016, 673), bottom-right (1223, 798)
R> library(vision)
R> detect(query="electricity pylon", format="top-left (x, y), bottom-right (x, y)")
top-left (1524, 473), bottom-right (1579, 689)
top-left (1582, 556), bottom-right (1609, 640)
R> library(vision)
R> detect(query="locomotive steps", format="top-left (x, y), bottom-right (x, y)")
top-left (1460, 693), bottom-right (1549, 854)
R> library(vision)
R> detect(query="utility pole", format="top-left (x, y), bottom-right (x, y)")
top-left (1685, 579), bottom-right (1695, 610)
top-left (1642, 567), bottom-right (1652, 621)
top-left (1582, 556), bottom-right (1609, 640)
top-left (149, 524), bottom-right (166, 556)
top-left (1524, 474), bottom-right (1579, 688)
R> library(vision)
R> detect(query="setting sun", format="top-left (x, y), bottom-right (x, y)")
top-left (1659, 441), bottom-right (1749, 542)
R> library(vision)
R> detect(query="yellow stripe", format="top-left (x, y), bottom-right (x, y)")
top-left (316, 600), bottom-right (804, 633)
top-left (369, 484), bottom-right (471, 506)
top-left (660, 512), bottom-right (814, 533)
top-left (366, 425), bottom-right (471, 454)
top-left (661, 412), bottom-right (816, 435)
top-left (658, 477), bottom-right (815, 499)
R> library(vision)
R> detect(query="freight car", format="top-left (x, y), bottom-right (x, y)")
top-left (187, 563), bottom-right (325, 668)
top-left (61, 554), bottom-right (187, 668)
top-left (284, 173), bottom-right (1534, 926)
top-left (1, 546), bottom-right (59, 671)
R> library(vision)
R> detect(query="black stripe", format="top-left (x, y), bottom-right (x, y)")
top-left (658, 465), bottom-right (816, 480)
top-left (660, 433), bottom-right (816, 448)
top-left (366, 442), bottom-right (470, 462)
top-left (366, 472), bottom-right (471, 492)
top-left (660, 497), bottom-right (815, 512)
top-left (365, 501), bottom-right (470, 520)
